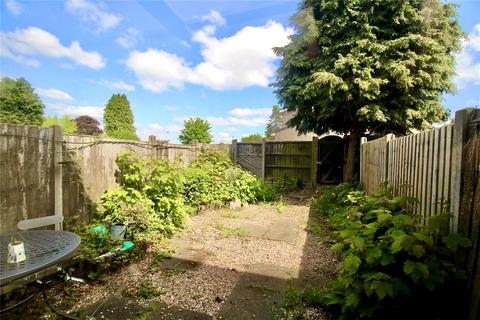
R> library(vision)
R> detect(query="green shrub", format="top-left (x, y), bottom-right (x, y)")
top-left (183, 149), bottom-right (274, 209)
top-left (313, 185), bottom-right (470, 319)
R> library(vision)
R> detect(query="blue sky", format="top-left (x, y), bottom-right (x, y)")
top-left (1, 0), bottom-right (479, 143)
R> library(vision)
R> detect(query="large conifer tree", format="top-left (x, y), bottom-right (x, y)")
top-left (0, 77), bottom-right (45, 126)
top-left (103, 94), bottom-right (139, 140)
top-left (273, 0), bottom-right (463, 181)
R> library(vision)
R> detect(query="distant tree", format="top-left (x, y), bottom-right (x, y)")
top-left (273, 0), bottom-right (462, 181)
top-left (265, 105), bottom-right (283, 139)
top-left (179, 117), bottom-right (213, 144)
top-left (241, 133), bottom-right (264, 143)
top-left (0, 77), bottom-right (45, 125)
top-left (75, 115), bottom-right (103, 136)
top-left (103, 94), bottom-right (139, 140)
top-left (43, 115), bottom-right (77, 134)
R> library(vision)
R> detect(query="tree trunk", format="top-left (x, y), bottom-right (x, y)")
top-left (344, 127), bottom-right (359, 182)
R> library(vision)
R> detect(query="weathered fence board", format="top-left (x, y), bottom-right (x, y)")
top-left (0, 127), bottom-right (231, 231)
top-left (360, 108), bottom-right (480, 319)
top-left (361, 124), bottom-right (454, 221)
top-left (235, 142), bottom-right (263, 178)
top-left (234, 140), bottom-right (314, 186)
top-left (0, 124), bottom-right (55, 233)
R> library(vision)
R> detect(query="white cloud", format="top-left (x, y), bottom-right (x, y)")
top-left (65, 0), bottom-right (122, 32)
top-left (213, 131), bottom-right (232, 143)
top-left (200, 10), bottom-right (226, 26)
top-left (126, 49), bottom-right (191, 92)
top-left (47, 104), bottom-right (104, 120)
top-left (4, 0), bottom-right (21, 15)
top-left (207, 116), bottom-right (268, 126)
top-left (35, 88), bottom-right (73, 101)
top-left (116, 27), bottom-right (139, 49)
top-left (104, 80), bottom-right (135, 91)
top-left (137, 123), bottom-right (182, 141)
top-left (455, 24), bottom-right (480, 87)
top-left (181, 40), bottom-right (191, 48)
top-left (126, 20), bottom-right (293, 92)
top-left (229, 108), bottom-right (271, 117)
top-left (0, 27), bottom-right (106, 69)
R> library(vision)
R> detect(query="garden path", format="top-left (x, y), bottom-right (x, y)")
top-left (75, 190), bottom-right (337, 319)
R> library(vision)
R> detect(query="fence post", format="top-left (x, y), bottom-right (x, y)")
top-left (311, 136), bottom-right (318, 187)
top-left (148, 135), bottom-right (156, 159)
top-left (232, 139), bottom-right (238, 164)
top-left (360, 137), bottom-right (367, 185)
top-left (261, 139), bottom-right (266, 179)
top-left (384, 134), bottom-right (395, 186)
top-left (52, 125), bottom-right (63, 231)
top-left (451, 108), bottom-right (475, 233)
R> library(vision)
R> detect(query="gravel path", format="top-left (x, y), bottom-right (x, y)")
top-left (4, 192), bottom-right (338, 320)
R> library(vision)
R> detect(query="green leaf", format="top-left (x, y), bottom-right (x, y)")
top-left (412, 232), bottom-right (433, 246)
top-left (442, 234), bottom-right (472, 252)
top-left (351, 237), bottom-right (365, 251)
top-left (365, 247), bottom-right (382, 264)
top-left (345, 292), bottom-right (360, 308)
top-left (331, 243), bottom-right (344, 252)
top-left (390, 234), bottom-right (414, 254)
top-left (370, 281), bottom-right (393, 300)
top-left (411, 244), bottom-right (425, 258)
top-left (380, 254), bottom-right (395, 266)
top-left (377, 213), bottom-right (393, 225)
top-left (344, 254), bottom-right (361, 274)
top-left (404, 260), bottom-right (415, 275)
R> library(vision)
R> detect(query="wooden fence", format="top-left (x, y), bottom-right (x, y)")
top-left (0, 124), bottom-right (230, 233)
top-left (360, 108), bottom-right (480, 320)
top-left (233, 140), bottom-right (316, 186)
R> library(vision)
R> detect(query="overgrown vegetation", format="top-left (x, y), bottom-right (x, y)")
top-left (71, 149), bottom-right (277, 275)
top-left (276, 184), bottom-right (471, 320)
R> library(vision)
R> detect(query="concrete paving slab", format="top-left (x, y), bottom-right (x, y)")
top-left (262, 221), bottom-right (298, 243)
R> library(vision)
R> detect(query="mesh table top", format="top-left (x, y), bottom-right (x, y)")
top-left (0, 230), bottom-right (80, 286)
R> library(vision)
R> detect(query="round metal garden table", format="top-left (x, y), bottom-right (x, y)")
top-left (0, 230), bottom-right (81, 287)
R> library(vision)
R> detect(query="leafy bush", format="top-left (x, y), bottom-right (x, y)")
top-left (99, 152), bottom-right (188, 240)
top-left (313, 184), bottom-right (470, 320)
top-left (183, 150), bottom-right (275, 209)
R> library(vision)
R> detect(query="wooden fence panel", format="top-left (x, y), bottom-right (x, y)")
top-left (235, 143), bottom-right (263, 177)
top-left (361, 124), bottom-right (454, 221)
top-left (360, 108), bottom-right (480, 319)
top-left (264, 141), bottom-right (312, 185)
top-left (0, 124), bottom-right (55, 233)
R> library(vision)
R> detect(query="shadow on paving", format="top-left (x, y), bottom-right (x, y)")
top-left (4, 188), bottom-right (335, 320)
top-left (76, 256), bottom-right (292, 320)
top-left (80, 189), bottom-right (333, 320)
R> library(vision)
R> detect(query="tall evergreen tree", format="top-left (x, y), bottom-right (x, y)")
top-left (273, 0), bottom-right (463, 181)
top-left (0, 77), bottom-right (45, 126)
top-left (103, 94), bottom-right (139, 140)
top-left (265, 105), bottom-right (283, 139)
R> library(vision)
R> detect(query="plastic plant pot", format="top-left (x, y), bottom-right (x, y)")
top-left (110, 223), bottom-right (126, 241)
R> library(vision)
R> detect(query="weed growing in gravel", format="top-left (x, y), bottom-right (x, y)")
top-left (150, 247), bottom-right (176, 273)
top-left (221, 210), bottom-right (241, 219)
top-left (137, 281), bottom-right (166, 299)
top-left (276, 197), bottom-right (288, 213)
top-left (248, 283), bottom-right (277, 293)
top-left (214, 223), bottom-right (246, 237)
top-left (136, 302), bottom-right (161, 320)
top-left (163, 267), bottom-right (186, 277)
